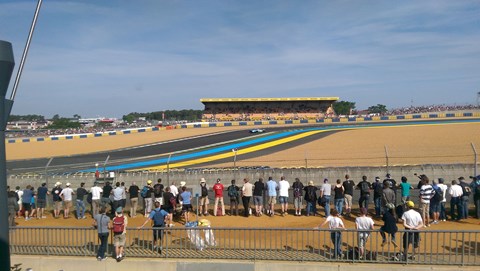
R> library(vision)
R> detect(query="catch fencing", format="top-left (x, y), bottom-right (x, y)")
top-left (9, 226), bottom-right (480, 266)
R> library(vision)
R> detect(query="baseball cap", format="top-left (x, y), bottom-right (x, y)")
top-left (308, 181), bottom-right (314, 186)
top-left (200, 178), bottom-right (206, 183)
top-left (55, 182), bottom-right (62, 186)
top-left (180, 181), bottom-right (186, 187)
top-left (116, 207), bottom-right (122, 213)
top-left (375, 177), bottom-right (380, 181)
top-left (147, 180), bottom-right (152, 185)
top-left (406, 201), bottom-right (415, 208)
top-left (66, 183), bottom-right (71, 187)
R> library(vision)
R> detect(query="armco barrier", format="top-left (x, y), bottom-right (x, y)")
top-left (9, 227), bottom-right (480, 266)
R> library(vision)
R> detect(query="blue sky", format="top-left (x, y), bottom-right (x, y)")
top-left (1, 0), bottom-right (479, 118)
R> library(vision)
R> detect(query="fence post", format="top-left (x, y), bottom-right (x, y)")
top-left (472, 143), bottom-right (478, 177)
top-left (384, 145), bottom-right (390, 175)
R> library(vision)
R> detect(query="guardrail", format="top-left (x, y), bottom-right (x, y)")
top-left (9, 227), bottom-right (480, 265)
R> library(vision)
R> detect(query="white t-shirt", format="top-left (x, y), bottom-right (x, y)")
top-left (437, 183), bottom-right (448, 203)
top-left (278, 180), bottom-right (290, 197)
top-left (401, 209), bottom-right (423, 229)
top-left (321, 183), bottom-right (332, 196)
top-left (449, 184), bottom-right (463, 198)
top-left (59, 187), bottom-right (74, 201)
top-left (355, 216), bottom-right (374, 230)
top-left (113, 187), bottom-right (124, 201)
top-left (326, 215), bottom-right (344, 229)
top-left (90, 186), bottom-right (103, 200)
top-left (170, 185), bottom-right (179, 197)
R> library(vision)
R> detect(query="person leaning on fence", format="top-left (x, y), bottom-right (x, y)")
top-left (380, 203), bottom-right (398, 248)
top-left (138, 201), bottom-right (168, 253)
top-left (448, 180), bottom-right (463, 221)
top-left (21, 185), bottom-right (34, 221)
top-left (112, 207), bottom-right (128, 262)
top-left (399, 176), bottom-right (413, 204)
top-left (93, 206), bottom-right (111, 261)
top-left (458, 176), bottom-right (472, 219)
top-left (266, 176), bottom-right (278, 216)
top-left (90, 182), bottom-right (103, 218)
top-left (400, 201), bottom-right (423, 260)
top-left (179, 186), bottom-right (193, 224)
top-left (253, 178), bottom-right (265, 216)
top-left (317, 209), bottom-right (346, 259)
top-left (292, 178), bottom-right (304, 216)
top-left (355, 207), bottom-right (374, 259)
top-left (419, 176), bottom-right (434, 227)
top-left (227, 179), bottom-right (240, 216)
top-left (60, 183), bottom-right (75, 219)
top-left (372, 177), bottom-right (383, 218)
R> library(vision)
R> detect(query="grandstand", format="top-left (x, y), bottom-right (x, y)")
top-left (200, 97), bottom-right (339, 122)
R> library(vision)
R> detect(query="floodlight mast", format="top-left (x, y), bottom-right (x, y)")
top-left (0, 1), bottom-right (43, 270)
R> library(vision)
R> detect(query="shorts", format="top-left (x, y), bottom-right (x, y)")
top-left (268, 196), bottom-right (277, 205)
top-left (155, 197), bottom-right (164, 205)
top-left (294, 197), bottom-right (303, 208)
top-left (199, 196), bottom-right (209, 205)
top-left (182, 204), bottom-right (193, 211)
top-left (230, 197), bottom-right (239, 203)
top-left (22, 203), bottom-right (31, 212)
top-left (430, 201), bottom-right (440, 213)
top-left (162, 207), bottom-right (173, 214)
top-left (30, 203), bottom-right (36, 209)
top-left (54, 201), bottom-right (62, 210)
top-left (153, 228), bottom-right (164, 241)
top-left (403, 229), bottom-right (420, 248)
top-left (64, 200), bottom-right (72, 209)
top-left (113, 233), bottom-right (126, 247)
top-left (279, 196), bottom-right (288, 204)
top-left (358, 232), bottom-right (370, 248)
top-left (37, 199), bottom-right (46, 209)
top-left (253, 196), bottom-right (263, 206)
top-left (344, 194), bottom-right (353, 207)
top-left (420, 202), bottom-right (430, 217)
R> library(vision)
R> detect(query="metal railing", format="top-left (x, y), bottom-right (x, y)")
top-left (9, 226), bottom-right (480, 265)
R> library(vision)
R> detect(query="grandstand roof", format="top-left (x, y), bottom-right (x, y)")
top-left (200, 97), bottom-right (339, 103)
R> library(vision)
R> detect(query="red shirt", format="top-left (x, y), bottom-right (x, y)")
top-left (213, 183), bottom-right (224, 197)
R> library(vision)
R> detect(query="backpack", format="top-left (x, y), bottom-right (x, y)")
top-left (228, 185), bottom-right (239, 198)
top-left (361, 182), bottom-right (370, 193)
top-left (201, 185), bottom-right (208, 197)
top-left (140, 186), bottom-right (149, 198)
top-left (432, 186), bottom-right (443, 202)
top-left (373, 182), bottom-right (383, 195)
top-left (112, 216), bottom-right (125, 233)
top-left (152, 209), bottom-right (166, 227)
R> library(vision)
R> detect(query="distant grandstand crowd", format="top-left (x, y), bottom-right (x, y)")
top-left (386, 104), bottom-right (479, 115)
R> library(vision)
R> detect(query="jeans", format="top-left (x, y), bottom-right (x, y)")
top-left (306, 201), bottom-right (316, 216)
top-left (439, 202), bottom-right (447, 220)
top-left (450, 197), bottom-right (463, 220)
top-left (323, 196), bottom-right (331, 217)
top-left (475, 198), bottom-right (480, 219)
top-left (374, 197), bottom-right (382, 217)
top-left (97, 232), bottom-right (109, 259)
top-left (330, 231), bottom-right (342, 258)
top-left (334, 198), bottom-right (344, 215)
top-left (76, 200), bottom-right (85, 219)
top-left (242, 196), bottom-right (251, 217)
top-left (461, 196), bottom-right (469, 219)
top-left (359, 194), bottom-right (370, 211)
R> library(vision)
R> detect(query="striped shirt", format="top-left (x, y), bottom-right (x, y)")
top-left (419, 184), bottom-right (434, 204)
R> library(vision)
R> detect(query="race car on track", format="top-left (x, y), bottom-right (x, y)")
top-left (249, 128), bottom-right (265, 133)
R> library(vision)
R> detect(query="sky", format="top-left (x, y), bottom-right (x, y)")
top-left (0, 0), bottom-right (479, 119)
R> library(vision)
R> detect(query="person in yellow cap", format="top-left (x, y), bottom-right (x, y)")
top-left (400, 201), bottom-right (423, 260)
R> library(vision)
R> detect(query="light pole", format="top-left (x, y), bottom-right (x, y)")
top-left (232, 148), bottom-right (238, 181)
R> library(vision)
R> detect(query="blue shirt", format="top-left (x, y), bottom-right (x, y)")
top-left (180, 191), bottom-right (192, 204)
top-left (266, 180), bottom-right (278, 197)
top-left (22, 189), bottom-right (34, 204)
top-left (37, 186), bottom-right (48, 200)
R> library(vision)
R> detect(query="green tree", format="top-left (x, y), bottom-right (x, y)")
top-left (52, 114), bottom-right (60, 120)
top-left (333, 101), bottom-right (356, 115)
top-left (73, 114), bottom-right (81, 119)
top-left (367, 104), bottom-right (388, 114)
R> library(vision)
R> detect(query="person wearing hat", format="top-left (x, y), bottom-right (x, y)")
top-left (112, 206), bottom-right (127, 262)
top-left (199, 178), bottom-right (210, 216)
top-left (90, 181), bottom-right (103, 218)
top-left (383, 174), bottom-right (398, 205)
top-left (213, 178), bottom-right (225, 216)
top-left (448, 180), bottom-right (464, 221)
top-left (380, 203), bottom-right (398, 248)
top-left (400, 201), bottom-right (423, 260)
top-left (372, 177), bottom-right (383, 218)
top-left (303, 181), bottom-right (318, 216)
top-left (51, 182), bottom-right (63, 219)
top-left (59, 183), bottom-right (75, 219)
top-left (399, 176), bottom-right (413, 204)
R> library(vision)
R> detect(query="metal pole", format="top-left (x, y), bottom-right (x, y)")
top-left (0, 40), bottom-right (15, 271)
top-left (304, 150), bottom-right (308, 183)
top-left (44, 157), bottom-right (53, 188)
top-left (472, 143), bottom-right (478, 177)
top-left (384, 145), bottom-right (390, 175)
top-left (232, 148), bottom-right (238, 181)
top-left (103, 155), bottom-right (110, 181)
top-left (166, 153), bottom-right (172, 186)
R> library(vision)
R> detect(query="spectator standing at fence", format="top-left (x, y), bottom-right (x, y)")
top-left (382, 181), bottom-right (396, 216)
top-left (120, 182), bottom-right (127, 208)
top-left (292, 178), bottom-right (304, 216)
top-left (304, 181), bottom-right (318, 216)
top-left (372, 177), bottom-right (383, 217)
top-left (399, 176), bottom-right (413, 204)
top-left (52, 182), bottom-right (63, 219)
top-left (343, 175), bottom-right (355, 217)
top-left (138, 201), bottom-right (168, 253)
top-left (318, 209), bottom-right (346, 259)
top-left (380, 203), bottom-right (398, 248)
top-left (213, 178), bottom-right (225, 216)
top-left (169, 181), bottom-right (178, 197)
top-left (253, 178), bottom-right (265, 216)
top-left (355, 207), bottom-right (375, 258)
top-left (320, 179), bottom-right (332, 217)
top-left (437, 178), bottom-right (448, 221)
top-left (266, 176), bottom-right (278, 216)
top-left (401, 201), bottom-right (423, 261)
top-left (76, 182), bottom-right (87, 220)
top-left (458, 177), bottom-right (472, 219)
top-left (430, 180), bottom-right (443, 224)
top-left (228, 180), bottom-right (240, 216)
top-left (127, 181), bottom-right (139, 218)
top-left (101, 181), bottom-right (113, 211)
top-left (242, 178), bottom-right (253, 217)
top-left (112, 207), bottom-right (127, 262)
top-left (21, 185), bottom-right (34, 221)
top-left (448, 180), bottom-right (463, 221)
top-left (162, 186), bottom-right (175, 227)
top-left (29, 186), bottom-right (37, 219)
top-left (93, 207), bottom-right (111, 261)
top-left (278, 176), bottom-right (290, 216)
top-left (198, 178), bottom-right (210, 216)
top-left (470, 175), bottom-right (480, 219)
top-left (36, 183), bottom-right (49, 219)
top-left (357, 176), bottom-right (371, 212)
top-left (179, 186), bottom-right (193, 224)
top-left (59, 183), bottom-right (75, 219)
top-left (142, 180), bottom-right (154, 217)
top-left (419, 176), bottom-right (434, 227)
top-left (153, 178), bottom-right (164, 206)
top-left (333, 179), bottom-right (345, 217)
top-left (7, 186), bottom-right (19, 228)
top-left (384, 174), bottom-right (398, 205)
top-left (112, 182), bottom-right (124, 213)
top-left (90, 182), bottom-right (103, 218)
top-left (15, 186), bottom-right (23, 218)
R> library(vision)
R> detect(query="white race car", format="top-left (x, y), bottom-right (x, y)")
top-left (249, 128), bottom-right (265, 133)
